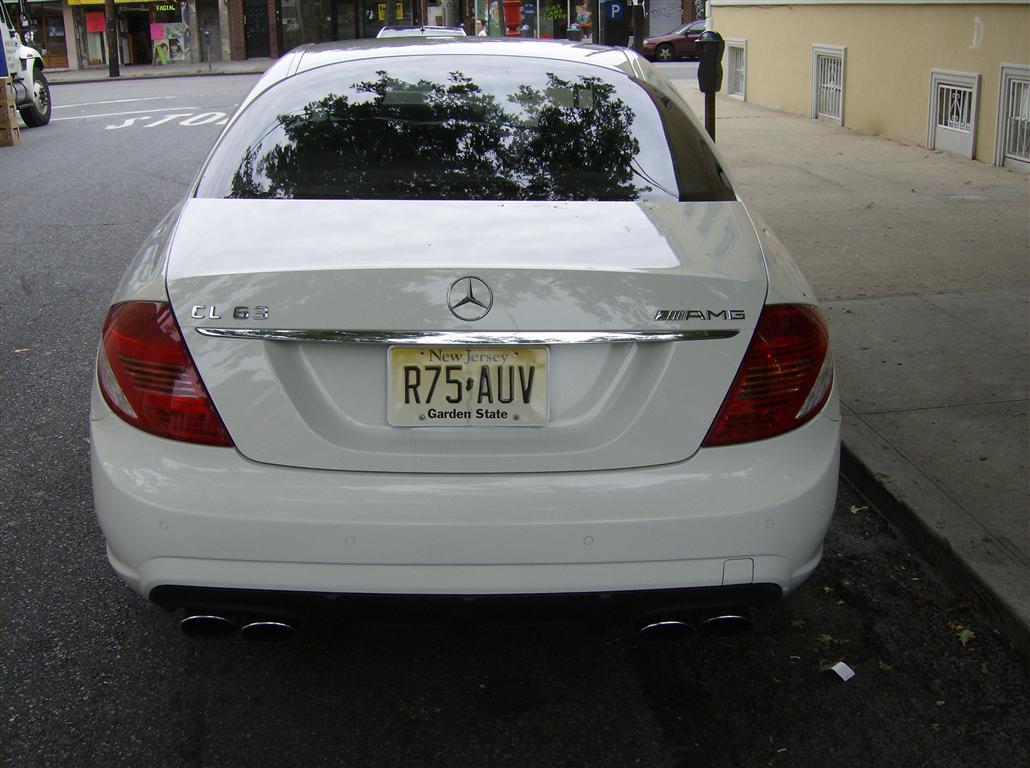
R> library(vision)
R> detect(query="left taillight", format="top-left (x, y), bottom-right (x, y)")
top-left (98, 301), bottom-right (233, 447)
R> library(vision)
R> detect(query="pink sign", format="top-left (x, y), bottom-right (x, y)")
top-left (150, 23), bottom-right (165, 41)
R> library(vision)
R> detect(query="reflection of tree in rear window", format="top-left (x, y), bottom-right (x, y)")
top-left (196, 56), bottom-right (733, 202)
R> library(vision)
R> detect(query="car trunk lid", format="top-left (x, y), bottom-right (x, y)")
top-left (166, 198), bottom-right (766, 473)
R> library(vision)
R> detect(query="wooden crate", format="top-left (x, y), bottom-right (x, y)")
top-left (0, 77), bottom-right (15, 107)
top-left (0, 123), bottom-right (21, 147)
top-left (0, 102), bottom-right (17, 130)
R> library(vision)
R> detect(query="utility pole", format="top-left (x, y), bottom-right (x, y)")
top-left (105, 0), bottom-right (119, 77)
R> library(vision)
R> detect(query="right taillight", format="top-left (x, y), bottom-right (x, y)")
top-left (703, 304), bottom-right (832, 447)
top-left (98, 301), bottom-right (233, 447)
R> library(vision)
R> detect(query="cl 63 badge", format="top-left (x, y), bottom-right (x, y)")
top-left (190, 305), bottom-right (270, 320)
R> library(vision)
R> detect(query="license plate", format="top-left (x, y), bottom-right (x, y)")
top-left (388, 346), bottom-right (549, 427)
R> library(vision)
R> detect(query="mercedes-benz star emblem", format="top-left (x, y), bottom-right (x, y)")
top-left (447, 277), bottom-right (493, 321)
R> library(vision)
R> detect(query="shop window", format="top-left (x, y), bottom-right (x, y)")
top-left (19, 3), bottom-right (67, 68)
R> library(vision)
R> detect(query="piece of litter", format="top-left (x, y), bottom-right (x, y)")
top-left (849, 505), bottom-right (868, 514)
top-left (829, 661), bottom-right (856, 682)
top-left (14, 348), bottom-right (29, 353)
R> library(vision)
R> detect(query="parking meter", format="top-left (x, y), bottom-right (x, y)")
top-left (695, 29), bottom-right (724, 140)
top-left (696, 30), bottom-right (725, 93)
top-left (566, 22), bottom-right (581, 42)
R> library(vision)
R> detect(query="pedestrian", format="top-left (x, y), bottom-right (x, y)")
top-left (475, 18), bottom-right (487, 36)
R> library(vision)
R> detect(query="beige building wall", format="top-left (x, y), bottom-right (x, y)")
top-left (711, 1), bottom-right (1030, 162)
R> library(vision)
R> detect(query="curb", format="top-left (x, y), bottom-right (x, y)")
top-left (47, 70), bottom-right (266, 86)
top-left (840, 418), bottom-right (1029, 663)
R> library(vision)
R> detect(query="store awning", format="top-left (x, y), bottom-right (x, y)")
top-left (66, 0), bottom-right (174, 5)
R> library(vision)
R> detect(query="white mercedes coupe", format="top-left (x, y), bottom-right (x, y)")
top-left (91, 38), bottom-right (840, 641)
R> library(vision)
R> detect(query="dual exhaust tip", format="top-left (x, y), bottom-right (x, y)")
top-left (179, 614), bottom-right (298, 642)
top-left (637, 612), bottom-right (753, 641)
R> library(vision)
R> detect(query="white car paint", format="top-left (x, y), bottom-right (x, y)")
top-left (90, 39), bottom-right (840, 620)
top-left (165, 199), bottom-right (767, 473)
top-left (91, 380), bottom-right (840, 597)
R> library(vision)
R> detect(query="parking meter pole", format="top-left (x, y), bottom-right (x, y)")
top-left (705, 92), bottom-right (716, 140)
top-left (630, 2), bottom-right (646, 55)
top-left (104, 0), bottom-right (119, 78)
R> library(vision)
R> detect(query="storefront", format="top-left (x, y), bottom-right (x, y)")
top-left (67, 0), bottom-right (190, 66)
top-left (279, 0), bottom-right (375, 50)
top-left (3, 0), bottom-right (69, 67)
top-left (231, 0), bottom-right (413, 60)
top-left (472, 0), bottom-right (595, 41)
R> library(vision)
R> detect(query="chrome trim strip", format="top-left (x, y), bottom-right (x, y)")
top-left (194, 328), bottom-right (740, 345)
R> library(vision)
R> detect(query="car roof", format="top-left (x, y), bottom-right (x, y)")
top-left (376, 25), bottom-right (467, 37)
top-left (242, 38), bottom-right (644, 113)
top-left (295, 37), bottom-right (634, 73)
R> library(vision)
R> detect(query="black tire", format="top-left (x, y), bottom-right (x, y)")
top-left (656, 44), bottom-right (675, 63)
top-left (19, 68), bottom-right (51, 127)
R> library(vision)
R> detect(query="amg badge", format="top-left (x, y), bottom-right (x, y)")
top-left (655, 309), bottom-right (746, 321)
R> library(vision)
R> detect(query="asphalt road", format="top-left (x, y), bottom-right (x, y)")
top-left (2, 75), bottom-right (1028, 768)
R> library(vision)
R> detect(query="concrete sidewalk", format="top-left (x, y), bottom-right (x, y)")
top-left (48, 61), bottom-right (1028, 656)
top-left (671, 78), bottom-right (1029, 659)
top-left (44, 58), bottom-right (272, 85)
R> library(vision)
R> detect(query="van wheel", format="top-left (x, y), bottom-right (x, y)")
top-left (19, 68), bottom-right (51, 127)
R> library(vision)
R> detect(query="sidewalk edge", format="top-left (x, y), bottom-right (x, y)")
top-left (841, 415), bottom-right (1029, 663)
top-left (47, 70), bottom-right (265, 86)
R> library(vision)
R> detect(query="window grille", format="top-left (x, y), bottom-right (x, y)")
top-left (816, 54), bottom-right (843, 120)
top-left (1004, 76), bottom-right (1030, 163)
top-left (811, 45), bottom-right (845, 125)
top-left (937, 84), bottom-right (973, 133)
top-left (927, 69), bottom-right (980, 160)
top-left (727, 42), bottom-right (745, 99)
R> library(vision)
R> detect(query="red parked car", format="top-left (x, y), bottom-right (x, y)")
top-left (641, 20), bottom-right (706, 62)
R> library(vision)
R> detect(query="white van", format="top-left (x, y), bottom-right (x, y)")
top-left (0, 2), bottom-right (51, 126)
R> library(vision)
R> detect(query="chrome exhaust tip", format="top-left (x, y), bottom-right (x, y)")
top-left (179, 614), bottom-right (237, 639)
top-left (699, 613), bottom-right (753, 637)
top-left (239, 620), bottom-right (298, 643)
top-left (638, 619), bottom-right (696, 642)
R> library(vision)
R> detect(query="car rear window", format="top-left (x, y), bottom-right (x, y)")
top-left (195, 55), bottom-right (734, 203)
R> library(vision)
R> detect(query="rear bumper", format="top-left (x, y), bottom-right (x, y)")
top-left (91, 388), bottom-right (840, 600)
top-left (149, 583), bottom-right (784, 625)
